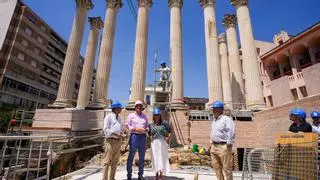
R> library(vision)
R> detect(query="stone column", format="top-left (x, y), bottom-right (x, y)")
top-left (231, 0), bottom-right (265, 110)
top-left (169, 0), bottom-right (187, 109)
top-left (222, 14), bottom-right (245, 109)
top-left (127, 0), bottom-right (153, 109)
top-left (76, 17), bottom-right (103, 109)
top-left (199, 0), bottom-right (223, 106)
top-left (87, 0), bottom-right (122, 109)
top-left (308, 46), bottom-right (317, 65)
top-left (218, 33), bottom-right (233, 109)
top-left (51, 0), bottom-right (93, 108)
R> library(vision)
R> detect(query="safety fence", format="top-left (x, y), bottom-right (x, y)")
top-left (0, 134), bottom-right (104, 180)
top-left (241, 133), bottom-right (319, 180)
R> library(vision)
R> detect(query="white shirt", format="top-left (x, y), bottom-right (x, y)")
top-left (210, 114), bottom-right (235, 144)
top-left (312, 123), bottom-right (320, 134)
top-left (103, 112), bottom-right (122, 139)
top-left (159, 66), bottom-right (170, 80)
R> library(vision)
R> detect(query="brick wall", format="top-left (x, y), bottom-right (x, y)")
top-left (168, 95), bottom-right (320, 149)
top-left (234, 94), bottom-right (320, 148)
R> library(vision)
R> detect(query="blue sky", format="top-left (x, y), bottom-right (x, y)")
top-left (25, 0), bottom-right (320, 103)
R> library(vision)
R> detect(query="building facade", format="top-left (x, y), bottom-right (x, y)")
top-left (261, 22), bottom-right (320, 107)
top-left (0, 1), bottom-right (85, 111)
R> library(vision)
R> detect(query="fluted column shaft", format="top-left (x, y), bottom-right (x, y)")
top-left (77, 17), bottom-right (103, 109)
top-left (169, 0), bottom-right (186, 108)
top-left (219, 33), bottom-right (233, 109)
top-left (89, 0), bottom-right (122, 109)
top-left (200, 0), bottom-right (223, 104)
top-left (128, 0), bottom-right (152, 108)
top-left (52, 0), bottom-right (93, 108)
top-left (231, 0), bottom-right (265, 110)
top-left (223, 14), bottom-right (245, 109)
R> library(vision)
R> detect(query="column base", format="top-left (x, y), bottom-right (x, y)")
top-left (49, 99), bottom-right (74, 109)
top-left (86, 99), bottom-right (111, 110)
top-left (125, 101), bottom-right (136, 110)
top-left (170, 100), bottom-right (189, 110)
top-left (246, 101), bottom-right (266, 112)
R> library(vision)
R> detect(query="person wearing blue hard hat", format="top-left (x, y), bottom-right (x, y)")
top-left (310, 111), bottom-right (320, 133)
top-left (148, 108), bottom-right (171, 180)
top-left (210, 100), bottom-right (235, 180)
top-left (288, 108), bottom-right (312, 133)
top-left (102, 101), bottom-right (125, 180)
top-left (159, 61), bottom-right (171, 91)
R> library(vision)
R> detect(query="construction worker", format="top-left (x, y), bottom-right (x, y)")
top-left (310, 111), bottom-right (320, 133)
top-left (288, 108), bottom-right (312, 133)
top-left (149, 108), bottom-right (171, 180)
top-left (159, 61), bottom-right (170, 91)
top-left (126, 100), bottom-right (149, 180)
top-left (102, 101), bottom-right (125, 180)
top-left (210, 100), bottom-right (235, 180)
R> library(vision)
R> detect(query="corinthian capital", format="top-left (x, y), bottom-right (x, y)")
top-left (222, 14), bottom-right (237, 29)
top-left (138, 0), bottom-right (153, 8)
top-left (199, 0), bottom-right (215, 8)
top-left (169, 0), bottom-right (183, 8)
top-left (230, 0), bottom-right (248, 8)
top-left (218, 33), bottom-right (227, 43)
top-left (106, 0), bottom-right (123, 9)
top-left (88, 17), bottom-right (104, 30)
top-left (75, 0), bottom-right (94, 10)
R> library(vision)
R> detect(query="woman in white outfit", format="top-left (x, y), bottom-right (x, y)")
top-left (149, 108), bottom-right (171, 180)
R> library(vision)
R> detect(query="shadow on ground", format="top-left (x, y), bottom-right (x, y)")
top-left (121, 177), bottom-right (184, 180)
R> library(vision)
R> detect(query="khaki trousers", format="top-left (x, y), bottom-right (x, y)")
top-left (102, 138), bottom-right (122, 180)
top-left (210, 144), bottom-right (233, 180)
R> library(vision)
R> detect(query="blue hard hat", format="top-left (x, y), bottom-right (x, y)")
top-left (211, 101), bottom-right (224, 109)
top-left (291, 108), bottom-right (306, 119)
top-left (311, 111), bottom-right (320, 118)
top-left (160, 61), bottom-right (166, 65)
top-left (152, 108), bottom-right (161, 115)
top-left (110, 101), bottom-right (123, 109)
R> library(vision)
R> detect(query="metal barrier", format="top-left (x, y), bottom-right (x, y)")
top-left (0, 134), bottom-right (103, 180)
top-left (241, 140), bottom-right (319, 180)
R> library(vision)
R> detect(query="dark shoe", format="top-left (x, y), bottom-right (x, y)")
top-left (138, 176), bottom-right (145, 180)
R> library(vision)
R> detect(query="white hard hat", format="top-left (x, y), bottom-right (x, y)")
top-left (134, 100), bottom-right (144, 107)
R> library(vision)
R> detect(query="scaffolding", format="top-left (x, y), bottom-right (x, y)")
top-left (152, 50), bottom-right (173, 111)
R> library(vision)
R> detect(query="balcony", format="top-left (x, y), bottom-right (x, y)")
top-left (288, 72), bottom-right (305, 89)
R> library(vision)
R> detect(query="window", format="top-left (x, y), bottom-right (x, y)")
top-left (37, 36), bottom-right (43, 44)
top-left (21, 39), bottom-right (29, 47)
top-left (256, 48), bottom-right (261, 55)
top-left (41, 25), bottom-right (46, 32)
top-left (299, 86), bottom-right (308, 98)
top-left (34, 48), bottom-right (40, 55)
top-left (267, 96), bottom-right (273, 107)
top-left (291, 89), bottom-right (298, 101)
top-left (27, 15), bottom-right (37, 24)
top-left (17, 53), bottom-right (25, 61)
top-left (25, 27), bottom-right (32, 36)
top-left (146, 95), bottom-right (150, 105)
top-left (31, 60), bottom-right (37, 67)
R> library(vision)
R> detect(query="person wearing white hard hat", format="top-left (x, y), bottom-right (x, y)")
top-left (159, 61), bottom-right (170, 91)
top-left (126, 100), bottom-right (149, 180)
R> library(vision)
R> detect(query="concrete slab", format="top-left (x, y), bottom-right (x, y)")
top-left (55, 165), bottom-right (245, 180)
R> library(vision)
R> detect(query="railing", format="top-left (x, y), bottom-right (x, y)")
top-left (288, 75), bottom-right (295, 82)
top-left (297, 72), bottom-right (304, 79)
top-left (0, 134), bottom-right (104, 180)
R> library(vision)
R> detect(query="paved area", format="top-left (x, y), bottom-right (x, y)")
top-left (55, 166), bottom-right (245, 180)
